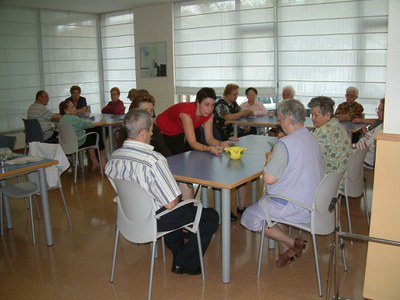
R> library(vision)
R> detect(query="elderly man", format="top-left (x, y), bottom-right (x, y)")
top-left (241, 99), bottom-right (323, 267)
top-left (105, 109), bottom-right (219, 275)
top-left (27, 90), bottom-right (60, 143)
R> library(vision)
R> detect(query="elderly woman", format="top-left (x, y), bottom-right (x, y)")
top-left (102, 87), bottom-right (125, 115)
top-left (354, 98), bottom-right (385, 167)
top-left (241, 99), bottom-right (323, 267)
top-left (281, 85), bottom-right (296, 100)
top-left (240, 87), bottom-right (268, 116)
top-left (59, 99), bottom-right (106, 171)
top-left (308, 96), bottom-right (352, 174)
top-left (65, 85), bottom-right (88, 114)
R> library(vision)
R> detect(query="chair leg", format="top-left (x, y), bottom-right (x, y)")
top-left (0, 193), bottom-right (3, 236)
top-left (110, 228), bottom-right (120, 283)
top-left (257, 221), bottom-right (266, 277)
top-left (96, 148), bottom-right (103, 178)
top-left (74, 152), bottom-right (78, 184)
top-left (59, 184), bottom-right (72, 225)
top-left (196, 228), bottom-right (205, 281)
top-left (32, 195), bottom-right (41, 220)
top-left (149, 241), bottom-right (157, 300)
top-left (161, 236), bottom-right (166, 263)
top-left (344, 194), bottom-right (353, 245)
top-left (28, 196), bottom-right (36, 245)
top-left (311, 234), bottom-right (323, 297)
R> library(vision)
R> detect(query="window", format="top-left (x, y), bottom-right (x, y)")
top-left (101, 11), bottom-right (135, 111)
top-left (175, 0), bottom-right (388, 117)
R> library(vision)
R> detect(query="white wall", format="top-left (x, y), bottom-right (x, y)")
top-left (133, 3), bottom-right (176, 115)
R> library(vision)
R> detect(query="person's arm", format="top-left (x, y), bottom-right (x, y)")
top-left (102, 102), bottom-right (113, 114)
top-left (352, 118), bottom-right (376, 125)
top-left (51, 113), bottom-right (61, 122)
top-left (263, 142), bottom-right (287, 185)
top-left (352, 103), bottom-right (364, 119)
top-left (181, 113), bottom-right (222, 155)
top-left (164, 195), bottom-right (181, 209)
top-left (76, 97), bottom-right (88, 114)
top-left (76, 106), bottom-right (87, 114)
top-left (115, 100), bottom-right (125, 115)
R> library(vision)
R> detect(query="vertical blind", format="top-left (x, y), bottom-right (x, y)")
top-left (101, 11), bottom-right (135, 110)
top-left (40, 10), bottom-right (100, 112)
top-left (0, 7), bottom-right (136, 132)
top-left (174, 0), bottom-right (388, 116)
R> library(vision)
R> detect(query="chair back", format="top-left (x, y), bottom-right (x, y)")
top-left (344, 148), bottom-right (368, 197)
top-left (28, 142), bottom-right (70, 188)
top-left (57, 123), bottom-right (79, 155)
top-left (0, 135), bottom-right (16, 150)
top-left (311, 171), bottom-right (344, 235)
top-left (113, 179), bottom-right (158, 244)
top-left (22, 118), bottom-right (44, 143)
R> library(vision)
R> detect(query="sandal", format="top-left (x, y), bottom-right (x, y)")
top-left (276, 248), bottom-right (297, 267)
top-left (293, 237), bottom-right (307, 258)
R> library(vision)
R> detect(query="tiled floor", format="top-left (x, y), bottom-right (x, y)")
top-left (0, 167), bottom-right (372, 299)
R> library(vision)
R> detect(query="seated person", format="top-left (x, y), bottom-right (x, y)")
top-left (268, 85), bottom-right (296, 138)
top-left (354, 98), bottom-right (385, 167)
top-left (27, 90), bottom-right (60, 143)
top-left (213, 83), bottom-right (253, 140)
top-left (105, 109), bottom-right (219, 275)
top-left (334, 86), bottom-right (364, 143)
top-left (240, 87), bottom-right (268, 134)
top-left (102, 87), bottom-right (125, 115)
top-left (59, 99), bottom-right (106, 171)
top-left (241, 99), bottom-right (323, 267)
top-left (308, 96), bottom-right (352, 175)
top-left (240, 87), bottom-right (268, 116)
top-left (65, 85), bottom-right (88, 114)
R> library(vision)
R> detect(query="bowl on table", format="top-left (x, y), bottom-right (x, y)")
top-left (224, 146), bottom-right (246, 160)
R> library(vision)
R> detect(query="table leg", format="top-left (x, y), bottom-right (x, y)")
top-left (233, 124), bottom-right (238, 137)
top-left (221, 188), bottom-right (231, 283)
top-left (38, 168), bottom-right (54, 246)
top-left (0, 180), bottom-right (12, 229)
top-left (101, 127), bottom-right (108, 160)
top-left (251, 179), bottom-right (257, 204)
top-left (108, 125), bottom-right (114, 156)
top-left (201, 186), bottom-right (208, 208)
top-left (214, 189), bottom-right (221, 224)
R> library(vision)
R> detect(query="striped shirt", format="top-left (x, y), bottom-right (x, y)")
top-left (105, 140), bottom-right (181, 210)
top-left (27, 102), bottom-right (54, 140)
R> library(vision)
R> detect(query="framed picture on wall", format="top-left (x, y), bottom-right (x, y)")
top-left (140, 41), bottom-right (167, 78)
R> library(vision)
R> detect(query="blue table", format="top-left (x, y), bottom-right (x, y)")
top-left (1, 157), bottom-right (58, 246)
top-left (167, 135), bottom-right (275, 283)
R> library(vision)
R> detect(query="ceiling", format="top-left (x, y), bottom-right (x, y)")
top-left (0, 0), bottom-right (177, 14)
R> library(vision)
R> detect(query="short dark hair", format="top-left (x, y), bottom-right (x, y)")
top-left (36, 90), bottom-right (46, 100)
top-left (59, 99), bottom-right (73, 115)
top-left (245, 87), bottom-right (258, 95)
top-left (70, 85), bottom-right (81, 94)
top-left (130, 91), bottom-right (155, 109)
top-left (196, 87), bottom-right (217, 103)
top-left (307, 96), bottom-right (335, 117)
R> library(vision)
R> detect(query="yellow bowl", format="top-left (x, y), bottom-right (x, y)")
top-left (224, 146), bottom-right (246, 160)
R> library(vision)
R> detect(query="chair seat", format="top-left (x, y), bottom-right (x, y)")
top-left (1, 182), bottom-right (39, 198)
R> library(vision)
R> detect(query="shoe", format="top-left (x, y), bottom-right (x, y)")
top-left (236, 207), bottom-right (246, 215)
top-left (171, 265), bottom-right (201, 275)
top-left (230, 212), bottom-right (238, 221)
top-left (275, 248), bottom-right (297, 267)
top-left (293, 237), bottom-right (307, 258)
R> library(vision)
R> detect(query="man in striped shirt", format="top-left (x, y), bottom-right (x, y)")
top-left (27, 90), bottom-right (60, 143)
top-left (105, 109), bottom-right (219, 275)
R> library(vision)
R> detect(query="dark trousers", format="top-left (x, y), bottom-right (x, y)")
top-left (157, 205), bottom-right (219, 271)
